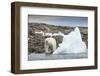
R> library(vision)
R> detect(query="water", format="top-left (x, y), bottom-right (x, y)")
top-left (28, 52), bottom-right (88, 61)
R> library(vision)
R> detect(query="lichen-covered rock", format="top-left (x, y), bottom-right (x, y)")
top-left (28, 23), bottom-right (88, 54)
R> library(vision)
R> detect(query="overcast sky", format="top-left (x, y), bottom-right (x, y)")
top-left (28, 15), bottom-right (88, 27)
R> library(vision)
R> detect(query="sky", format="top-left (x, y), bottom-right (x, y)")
top-left (28, 15), bottom-right (88, 27)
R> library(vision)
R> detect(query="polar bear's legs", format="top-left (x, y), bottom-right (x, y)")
top-left (45, 41), bottom-right (49, 54)
top-left (52, 42), bottom-right (56, 52)
top-left (45, 42), bottom-right (53, 54)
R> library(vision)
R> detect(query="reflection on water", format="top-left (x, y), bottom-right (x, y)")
top-left (28, 51), bottom-right (88, 61)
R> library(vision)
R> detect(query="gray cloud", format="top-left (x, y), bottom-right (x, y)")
top-left (28, 15), bottom-right (88, 27)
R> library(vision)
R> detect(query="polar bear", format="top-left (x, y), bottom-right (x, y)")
top-left (44, 37), bottom-right (56, 54)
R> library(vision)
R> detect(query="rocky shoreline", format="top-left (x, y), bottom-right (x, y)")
top-left (28, 23), bottom-right (88, 54)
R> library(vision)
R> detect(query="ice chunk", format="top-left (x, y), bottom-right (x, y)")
top-left (53, 27), bottom-right (87, 54)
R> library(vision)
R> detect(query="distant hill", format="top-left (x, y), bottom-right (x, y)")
top-left (28, 23), bottom-right (87, 34)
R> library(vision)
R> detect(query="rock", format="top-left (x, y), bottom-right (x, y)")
top-left (28, 23), bottom-right (88, 54)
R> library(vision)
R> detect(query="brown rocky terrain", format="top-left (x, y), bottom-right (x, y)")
top-left (28, 23), bottom-right (88, 54)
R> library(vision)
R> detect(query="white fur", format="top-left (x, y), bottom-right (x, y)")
top-left (44, 37), bottom-right (56, 54)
